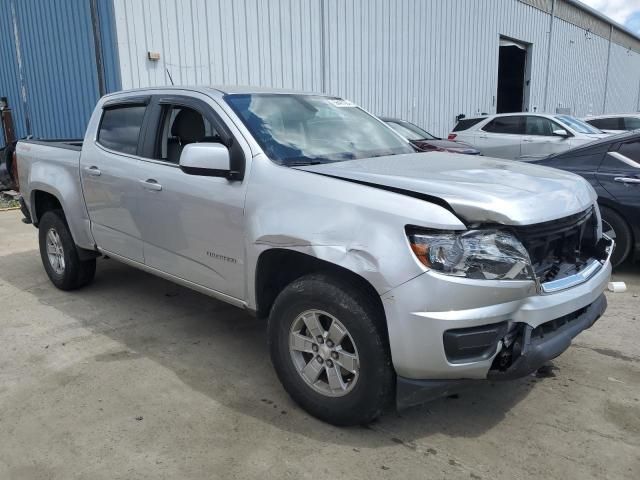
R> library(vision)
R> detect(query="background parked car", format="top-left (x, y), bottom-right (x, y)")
top-left (583, 114), bottom-right (640, 134)
top-left (449, 113), bottom-right (610, 161)
top-left (381, 117), bottom-right (480, 155)
top-left (534, 131), bottom-right (640, 266)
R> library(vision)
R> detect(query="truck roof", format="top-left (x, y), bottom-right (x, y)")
top-left (101, 85), bottom-right (331, 99)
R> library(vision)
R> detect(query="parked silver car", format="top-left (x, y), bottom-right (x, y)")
top-left (17, 87), bottom-right (613, 425)
top-left (450, 113), bottom-right (610, 160)
top-left (583, 114), bottom-right (640, 134)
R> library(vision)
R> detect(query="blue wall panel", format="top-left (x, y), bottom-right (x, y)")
top-left (98, 0), bottom-right (122, 93)
top-left (0, 0), bottom-right (120, 146)
top-left (0, 0), bottom-right (28, 147)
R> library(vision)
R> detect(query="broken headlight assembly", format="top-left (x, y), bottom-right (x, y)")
top-left (406, 228), bottom-right (535, 280)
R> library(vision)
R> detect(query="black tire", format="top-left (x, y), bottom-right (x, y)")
top-left (600, 206), bottom-right (632, 268)
top-left (268, 273), bottom-right (394, 426)
top-left (38, 210), bottom-right (96, 290)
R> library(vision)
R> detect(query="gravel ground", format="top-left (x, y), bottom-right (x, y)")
top-left (0, 209), bottom-right (638, 480)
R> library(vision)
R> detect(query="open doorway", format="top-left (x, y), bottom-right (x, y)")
top-left (496, 38), bottom-right (530, 113)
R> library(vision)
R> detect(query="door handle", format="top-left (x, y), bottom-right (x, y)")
top-left (85, 166), bottom-right (101, 176)
top-left (614, 177), bottom-right (640, 184)
top-left (477, 135), bottom-right (488, 139)
top-left (140, 179), bottom-right (162, 191)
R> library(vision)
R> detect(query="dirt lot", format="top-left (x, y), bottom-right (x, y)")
top-left (0, 209), bottom-right (638, 480)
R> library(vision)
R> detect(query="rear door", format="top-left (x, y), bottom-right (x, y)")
top-left (475, 116), bottom-right (524, 159)
top-left (597, 139), bottom-right (640, 205)
top-left (520, 116), bottom-right (571, 160)
top-left (80, 98), bottom-right (150, 263)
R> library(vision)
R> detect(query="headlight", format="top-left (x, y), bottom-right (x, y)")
top-left (407, 228), bottom-right (534, 280)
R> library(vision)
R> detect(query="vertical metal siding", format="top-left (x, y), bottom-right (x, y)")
top-left (113, 0), bottom-right (640, 137)
top-left (323, 0), bottom-right (554, 136)
top-left (0, 0), bottom-right (28, 147)
top-left (98, 0), bottom-right (123, 93)
top-left (0, 0), bottom-right (121, 143)
top-left (113, 0), bottom-right (323, 91)
top-left (606, 43), bottom-right (640, 113)
top-left (546, 18), bottom-right (609, 116)
top-left (15, 0), bottom-right (99, 138)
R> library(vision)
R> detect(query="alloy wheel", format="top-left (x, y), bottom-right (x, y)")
top-left (46, 228), bottom-right (65, 275)
top-left (288, 309), bottom-right (360, 397)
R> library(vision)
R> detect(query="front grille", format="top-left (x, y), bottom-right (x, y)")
top-left (530, 305), bottom-right (588, 340)
top-left (510, 207), bottom-right (597, 281)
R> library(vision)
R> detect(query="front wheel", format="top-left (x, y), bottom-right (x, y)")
top-left (268, 273), bottom-right (394, 426)
top-left (38, 210), bottom-right (96, 290)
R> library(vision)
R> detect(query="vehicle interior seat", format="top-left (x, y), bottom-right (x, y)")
top-left (167, 108), bottom-right (206, 163)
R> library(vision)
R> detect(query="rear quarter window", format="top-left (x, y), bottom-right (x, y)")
top-left (97, 106), bottom-right (147, 155)
top-left (452, 118), bottom-right (484, 132)
top-left (624, 117), bottom-right (640, 130)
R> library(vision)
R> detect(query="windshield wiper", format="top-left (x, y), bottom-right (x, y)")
top-left (286, 160), bottom-right (325, 166)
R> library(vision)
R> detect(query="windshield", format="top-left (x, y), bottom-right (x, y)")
top-left (385, 121), bottom-right (437, 141)
top-left (225, 94), bottom-right (414, 165)
top-left (555, 115), bottom-right (603, 135)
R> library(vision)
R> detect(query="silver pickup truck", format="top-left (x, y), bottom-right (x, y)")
top-left (16, 86), bottom-right (613, 425)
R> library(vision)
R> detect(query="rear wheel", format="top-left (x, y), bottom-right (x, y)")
top-left (600, 206), bottom-right (632, 267)
top-left (38, 210), bottom-right (96, 290)
top-left (268, 273), bottom-right (394, 426)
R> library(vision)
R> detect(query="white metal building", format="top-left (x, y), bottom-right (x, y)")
top-left (3, 0), bottom-right (640, 141)
top-left (111, 0), bottom-right (640, 137)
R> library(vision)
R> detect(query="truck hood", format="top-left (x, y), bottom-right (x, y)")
top-left (295, 152), bottom-right (595, 225)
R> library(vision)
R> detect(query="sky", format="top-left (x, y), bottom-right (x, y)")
top-left (580, 0), bottom-right (640, 35)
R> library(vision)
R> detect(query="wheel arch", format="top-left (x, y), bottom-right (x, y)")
top-left (599, 201), bottom-right (635, 263)
top-left (254, 248), bottom-right (387, 330)
top-left (31, 188), bottom-right (63, 226)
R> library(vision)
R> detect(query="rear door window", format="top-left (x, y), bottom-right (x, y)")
top-left (97, 106), bottom-right (147, 155)
top-left (617, 139), bottom-right (640, 163)
top-left (482, 116), bottom-right (525, 135)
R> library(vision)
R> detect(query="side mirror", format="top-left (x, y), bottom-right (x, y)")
top-left (552, 129), bottom-right (570, 138)
top-left (179, 143), bottom-right (237, 179)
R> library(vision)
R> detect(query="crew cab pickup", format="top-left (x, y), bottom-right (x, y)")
top-left (17, 87), bottom-right (613, 425)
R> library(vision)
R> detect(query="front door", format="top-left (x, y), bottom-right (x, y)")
top-left (520, 116), bottom-right (571, 160)
top-left (81, 101), bottom-right (149, 263)
top-left (135, 94), bottom-right (250, 300)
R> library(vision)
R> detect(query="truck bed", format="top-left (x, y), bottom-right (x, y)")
top-left (20, 139), bottom-right (83, 151)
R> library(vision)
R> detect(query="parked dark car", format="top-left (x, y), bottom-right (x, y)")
top-left (534, 131), bottom-right (640, 266)
top-left (381, 117), bottom-right (481, 155)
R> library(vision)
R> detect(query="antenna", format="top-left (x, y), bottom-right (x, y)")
top-left (166, 68), bottom-right (174, 86)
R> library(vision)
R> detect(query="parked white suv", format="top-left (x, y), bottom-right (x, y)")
top-left (583, 114), bottom-right (640, 134)
top-left (449, 113), bottom-right (610, 161)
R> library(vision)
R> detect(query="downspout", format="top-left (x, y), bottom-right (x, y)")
top-left (543, 0), bottom-right (556, 113)
top-left (320, 0), bottom-right (327, 93)
top-left (90, 0), bottom-right (106, 97)
top-left (602, 24), bottom-right (613, 113)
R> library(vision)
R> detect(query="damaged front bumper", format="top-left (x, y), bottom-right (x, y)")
top-left (396, 294), bottom-right (606, 409)
top-left (382, 237), bottom-right (613, 409)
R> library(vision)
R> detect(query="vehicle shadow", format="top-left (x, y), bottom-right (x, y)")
top-left (0, 251), bottom-right (543, 448)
